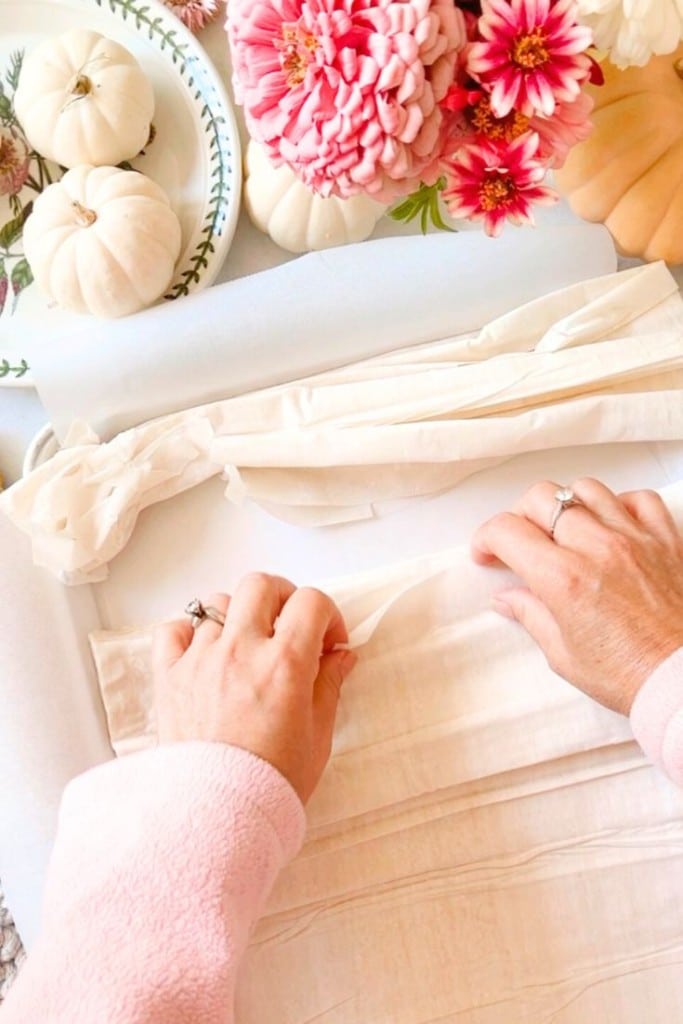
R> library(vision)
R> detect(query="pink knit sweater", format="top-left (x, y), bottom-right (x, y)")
top-left (2, 649), bottom-right (683, 1023)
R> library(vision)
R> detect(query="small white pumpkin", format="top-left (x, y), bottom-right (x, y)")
top-left (244, 141), bottom-right (386, 254)
top-left (23, 165), bottom-right (182, 318)
top-left (15, 29), bottom-right (154, 169)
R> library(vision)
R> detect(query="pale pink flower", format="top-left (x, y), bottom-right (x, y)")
top-left (467, 0), bottom-right (594, 118)
top-left (530, 89), bottom-right (593, 167)
top-left (442, 130), bottom-right (557, 235)
top-left (163, 0), bottom-right (222, 33)
top-left (0, 129), bottom-right (30, 197)
top-left (228, 0), bottom-right (467, 199)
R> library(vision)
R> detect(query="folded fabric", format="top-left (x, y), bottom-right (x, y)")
top-left (3, 263), bottom-right (682, 585)
top-left (89, 479), bottom-right (683, 1022)
top-left (26, 226), bottom-right (616, 442)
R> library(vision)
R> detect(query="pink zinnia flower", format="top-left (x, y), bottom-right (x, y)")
top-left (0, 129), bottom-right (30, 197)
top-left (531, 90), bottom-right (593, 167)
top-left (467, 0), bottom-right (594, 118)
top-left (228, 0), bottom-right (467, 199)
top-left (441, 131), bottom-right (557, 235)
top-left (164, 0), bottom-right (222, 33)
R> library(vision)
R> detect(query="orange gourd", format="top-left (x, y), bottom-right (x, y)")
top-left (556, 44), bottom-right (683, 264)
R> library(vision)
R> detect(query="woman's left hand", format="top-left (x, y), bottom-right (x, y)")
top-left (153, 573), bottom-right (357, 804)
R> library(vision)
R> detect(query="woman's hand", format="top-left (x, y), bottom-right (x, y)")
top-left (152, 573), bottom-right (357, 804)
top-left (471, 478), bottom-right (683, 715)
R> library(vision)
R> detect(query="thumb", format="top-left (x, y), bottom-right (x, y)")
top-left (312, 649), bottom-right (358, 762)
top-left (492, 587), bottom-right (566, 673)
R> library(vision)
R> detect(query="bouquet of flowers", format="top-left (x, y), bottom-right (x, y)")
top-left (227, 0), bottom-right (603, 236)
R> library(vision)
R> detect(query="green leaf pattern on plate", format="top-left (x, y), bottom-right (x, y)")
top-left (94, 0), bottom-right (234, 300)
top-left (0, 2), bottom-right (237, 379)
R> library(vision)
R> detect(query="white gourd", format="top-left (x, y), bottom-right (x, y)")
top-left (244, 141), bottom-right (386, 253)
top-left (14, 29), bottom-right (154, 169)
top-left (23, 165), bottom-right (182, 319)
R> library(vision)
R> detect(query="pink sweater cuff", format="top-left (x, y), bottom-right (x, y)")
top-left (630, 647), bottom-right (683, 785)
top-left (2, 742), bottom-right (305, 1024)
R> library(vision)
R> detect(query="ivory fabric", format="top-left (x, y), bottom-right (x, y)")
top-left (27, 226), bottom-right (616, 443)
top-left (87, 480), bottom-right (683, 1021)
top-left (4, 263), bottom-right (683, 585)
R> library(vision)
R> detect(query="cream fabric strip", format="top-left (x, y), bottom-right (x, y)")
top-left (90, 480), bottom-right (683, 1022)
top-left (3, 264), bottom-right (683, 584)
top-left (28, 226), bottom-right (616, 442)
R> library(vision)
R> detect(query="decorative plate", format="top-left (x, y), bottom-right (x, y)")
top-left (0, 0), bottom-right (241, 387)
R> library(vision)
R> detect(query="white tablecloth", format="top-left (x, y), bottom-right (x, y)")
top-left (3, 20), bottom-right (683, 1024)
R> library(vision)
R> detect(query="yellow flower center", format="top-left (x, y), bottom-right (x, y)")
top-left (470, 95), bottom-right (530, 143)
top-left (278, 25), bottom-right (319, 88)
top-left (479, 172), bottom-right (515, 211)
top-left (511, 27), bottom-right (549, 70)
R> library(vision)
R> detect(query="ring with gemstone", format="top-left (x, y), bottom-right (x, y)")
top-left (549, 487), bottom-right (582, 539)
top-left (185, 598), bottom-right (226, 629)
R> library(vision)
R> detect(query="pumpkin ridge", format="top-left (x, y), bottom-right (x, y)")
top-left (616, 134), bottom-right (683, 211)
top-left (51, 232), bottom-right (87, 312)
top-left (607, 138), bottom-right (683, 258)
top-left (92, 231), bottom-right (148, 306)
top-left (648, 189), bottom-right (683, 262)
top-left (100, 83), bottom-right (155, 118)
top-left (116, 219), bottom-right (182, 264)
top-left (628, 138), bottom-right (683, 261)
top-left (565, 122), bottom-right (673, 224)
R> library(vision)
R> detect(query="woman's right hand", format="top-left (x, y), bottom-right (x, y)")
top-left (152, 573), bottom-right (357, 804)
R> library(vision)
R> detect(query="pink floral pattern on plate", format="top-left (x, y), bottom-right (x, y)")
top-left (0, 50), bottom-right (60, 349)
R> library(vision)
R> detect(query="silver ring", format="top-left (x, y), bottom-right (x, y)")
top-left (185, 598), bottom-right (226, 629)
top-left (550, 487), bottom-right (582, 538)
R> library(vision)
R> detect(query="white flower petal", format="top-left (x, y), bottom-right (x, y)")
top-left (576, 0), bottom-right (683, 66)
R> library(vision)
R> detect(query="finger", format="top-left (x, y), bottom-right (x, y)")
top-left (471, 510), bottom-right (573, 599)
top-left (570, 477), bottom-right (637, 532)
top-left (153, 618), bottom-right (194, 673)
top-left (223, 573), bottom-right (297, 641)
top-left (190, 593), bottom-right (231, 649)
top-left (312, 650), bottom-right (358, 771)
top-left (618, 489), bottom-right (680, 544)
top-left (492, 587), bottom-right (568, 677)
top-left (275, 587), bottom-right (349, 670)
top-left (509, 479), bottom-right (602, 548)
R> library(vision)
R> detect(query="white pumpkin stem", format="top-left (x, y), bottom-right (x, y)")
top-left (71, 74), bottom-right (93, 97)
top-left (675, 58), bottom-right (683, 81)
top-left (62, 57), bottom-right (109, 110)
top-left (72, 201), bottom-right (97, 228)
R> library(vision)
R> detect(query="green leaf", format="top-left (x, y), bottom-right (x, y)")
top-left (0, 202), bottom-right (32, 252)
top-left (6, 50), bottom-right (24, 94)
top-left (0, 258), bottom-right (8, 317)
top-left (10, 257), bottom-right (33, 312)
top-left (0, 358), bottom-right (29, 379)
top-left (388, 178), bottom-right (456, 234)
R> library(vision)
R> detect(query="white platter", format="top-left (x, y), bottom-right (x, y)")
top-left (0, 0), bottom-right (241, 387)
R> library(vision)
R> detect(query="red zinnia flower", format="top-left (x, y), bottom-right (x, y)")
top-left (467, 0), bottom-right (594, 118)
top-left (441, 131), bottom-right (557, 235)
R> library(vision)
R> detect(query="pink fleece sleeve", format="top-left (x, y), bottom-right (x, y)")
top-left (0, 742), bottom-right (305, 1024)
top-left (630, 647), bottom-right (683, 785)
